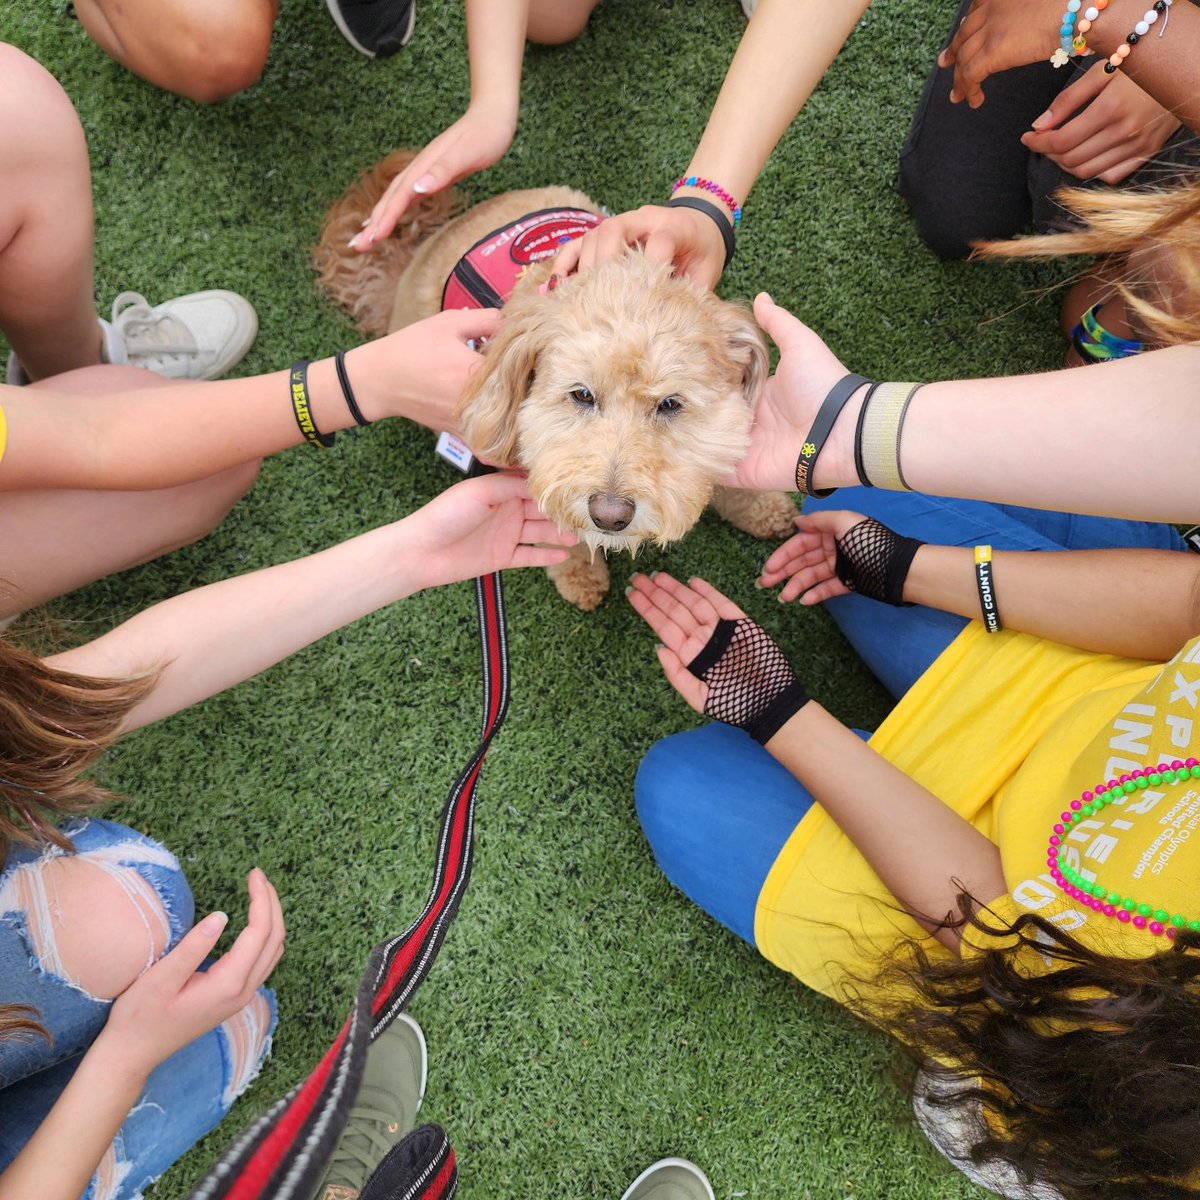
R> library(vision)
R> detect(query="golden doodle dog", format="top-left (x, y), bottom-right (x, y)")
top-left (316, 151), bottom-right (797, 610)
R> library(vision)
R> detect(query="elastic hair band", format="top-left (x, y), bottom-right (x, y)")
top-left (794, 374), bottom-right (871, 498)
top-left (289, 361), bottom-right (336, 449)
top-left (335, 350), bottom-right (371, 427)
top-left (858, 382), bottom-right (920, 492)
top-left (666, 197), bottom-right (736, 271)
top-left (853, 382), bottom-right (883, 487)
top-left (974, 545), bottom-right (1002, 633)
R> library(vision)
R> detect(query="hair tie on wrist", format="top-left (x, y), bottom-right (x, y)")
top-left (853, 382), bottom-right (883, 487)
top-left (290, 361), bottom-right (336, 449)
top-left (974, 545), bottom-right (1002, 633)
top-left (335, 350), bottom-right (371, 427)
top-left (665, 197), bottom-right (736, 271)
top-left (794, 374), bottom-right (871, 498)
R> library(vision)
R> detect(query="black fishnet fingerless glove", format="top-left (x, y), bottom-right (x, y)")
top-left (833, 517), bottom-right (924, 607)
top-left (687, 618), bottom-right (810, 745)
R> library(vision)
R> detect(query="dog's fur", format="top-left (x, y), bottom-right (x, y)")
top-left (317, 151), bottom-right (797, 610)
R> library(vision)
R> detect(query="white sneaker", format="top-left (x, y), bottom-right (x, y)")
top-left (739, 0), bottom-right (758, 17)
top-left (620, 1159), bottom-right (715, 1200)
top-left (103, 289), bottom-right (259, 381)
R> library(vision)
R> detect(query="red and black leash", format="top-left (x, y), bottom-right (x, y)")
top-left (189, 567), bottom-right (509, 1200)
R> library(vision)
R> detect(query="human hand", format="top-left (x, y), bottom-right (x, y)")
top-left (939, 0), bottom-right (1064, 109)
top-left (549, 204), bottom-right (727, 289)
top-left (724, 294), bottom-right (853, 493)
top-left (626, 572), bottom-right (809, 743)
top-left (97, 869), bottom-right (284, 1081)
top-left (349, 308), bottom-right (502, 438)
top-left (408, 472), bottom-right (577, 587)
top-left (758, 510), bottom-right (867, 604)
top-left (355, 109), bottom-right (517, 250)
top-left (1021, 63), bottom-right (1180, 183)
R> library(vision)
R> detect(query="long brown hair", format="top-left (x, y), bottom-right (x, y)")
top-left (977, 173), bottom-right (1200, 346)
top-left (861, 900), bottom-right (1200, 1200)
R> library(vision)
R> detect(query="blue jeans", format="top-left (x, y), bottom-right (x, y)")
top-left (635, 491), bottom-right (1184, 946)
top-left (0, 818), bottom-right (276, 1200)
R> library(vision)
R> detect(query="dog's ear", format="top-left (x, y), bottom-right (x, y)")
top-left (720, 303), bottom-right (770, 408)
top-left (457, 295), bottom-right (551, 467)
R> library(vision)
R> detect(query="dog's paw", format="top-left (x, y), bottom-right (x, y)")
top-left (547, 549), bottom-right (611, 611)
top-left (710, 486), bottom-right (799, 540)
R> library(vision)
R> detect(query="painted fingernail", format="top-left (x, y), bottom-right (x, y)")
top-left (754, 578), bottom-right (766, 590)
top-left (654, 642), bottom-right (664, 652)
top-left (649, 570), bottom-right (660, 580)
top-left (348, 233), bottom-right (361, 248)
top-left (412, 173), bottom-right (436, 194)
top-left (1031, 109), bottom-right (1053, 130)
top-left (624, 585), bottom-right (635, 599)
top-left (361, 217), bottom-right (371, 227)
top-left (200, 911), bottom-right (229, 935)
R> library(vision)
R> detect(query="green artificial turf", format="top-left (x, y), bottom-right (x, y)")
top-left (1, 2), bottom-right (1076, 1196)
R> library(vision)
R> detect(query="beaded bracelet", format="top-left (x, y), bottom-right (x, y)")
top-left (1053, 0), bottom-right (1093, 65)
top-left (1048, 758), bottom-right (1200, 938)
top-left (1103, 0), bottom-right (1173, 74)
top-left (671, 176), bottom-right (743, 227)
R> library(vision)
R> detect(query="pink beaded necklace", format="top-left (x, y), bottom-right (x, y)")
top-left (1047, 758), bottom-right (1200, 939)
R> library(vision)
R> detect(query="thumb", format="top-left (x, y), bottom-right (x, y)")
top-left (1031, 62), bottom-right (1109, 130)
top-left (753, 292), bottom-right (820, 355)
top-left (441, 306), bottom-right (503, 343)
top-left (143, 911), bottom-right (229, 991)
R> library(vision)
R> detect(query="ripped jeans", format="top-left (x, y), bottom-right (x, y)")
top-left (0, 818), bottom-right (277, 1200)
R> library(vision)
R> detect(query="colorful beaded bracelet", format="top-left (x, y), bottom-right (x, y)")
top-left (1047, 757), bottom-right (1200, 938)
top-left (1053, 0), bottom-right (1092, 66)
top-left (671, 176), bottom-right (743, 228)
top-left (1103, 0), bottom-right (1172, 73)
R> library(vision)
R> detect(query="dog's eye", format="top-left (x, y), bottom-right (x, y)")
top-left (570, 386), bottom-right (595, 408)
top-left (657, 395), bottom-right (684, 416)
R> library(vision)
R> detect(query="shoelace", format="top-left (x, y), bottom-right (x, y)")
top-left (111, 292), bottom-right (200, 358)
top-left (321, 1102), bottom-right (406, 1188)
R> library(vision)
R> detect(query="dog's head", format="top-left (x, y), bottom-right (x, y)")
top-left (458, 251), bottom-right (769, 554)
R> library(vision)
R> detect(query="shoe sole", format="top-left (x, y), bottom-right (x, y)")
top-left (393, 1012), bottom-right (428, 1108)
top-left (325, 0), bottom-right (415, 58)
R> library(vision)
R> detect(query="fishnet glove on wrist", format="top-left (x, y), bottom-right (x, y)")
top-left (834, 518), bottom-right (924, 607)
top-left (686, 618), bottom-right (811, 745)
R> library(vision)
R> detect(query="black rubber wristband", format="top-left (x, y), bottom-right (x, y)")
top-left (853, 381), bottom-right (882, 488)
top-left (666, 197), bottom-right (736, 271)
top-left (794, 373), bottom-right (870, 498)
top-left (289, 361), bottom-right (336, 449)
top-left (335, 350), bottom-right (371, 428)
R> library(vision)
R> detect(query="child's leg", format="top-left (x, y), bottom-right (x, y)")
top-left (803, 488), bottom-right (1184, 699)
top-left (635, 722), bottom-right (871, 945)
top-left (0, 366), bottom-right (260, 620)
top-left (72, 0), bottom-right (279, 104)
top-left (527, 0), bottom-right (603, 45)
top-left (0, 47), bottom-right (103, 381)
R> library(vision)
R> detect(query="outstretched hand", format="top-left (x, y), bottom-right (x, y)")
top-left (549, 204), bottom-right (727, 289)
top-left (354, 111), bottom-right (517, 250)
top-left (758, 510), bottom-right (866, 604)
top-left (99, 868), bottom-right (285, 1080)
top-left (724, 294), bottom-right (851, 493)
top-left (625, 572), bottom-right (748, 715)
top-left (410, 472), bottom-right (577, 588)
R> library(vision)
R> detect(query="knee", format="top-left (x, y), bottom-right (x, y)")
top-left (179, 458), bottom-right (262, 546)
top-left (900, 165), bottom-right (981, 261)
top-left (526, 0), bottom-right (598, 44)
top-left (0, 46), bottom-right (84, 159)
top-left (634, 733), bottom-right (691, 859)
top-left (170, 6), bottom-right (274, 103)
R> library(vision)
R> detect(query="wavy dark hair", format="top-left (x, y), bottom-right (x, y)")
top-left (856, 897), bottom-right (1200, 1200)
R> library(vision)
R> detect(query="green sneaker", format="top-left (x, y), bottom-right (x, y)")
top-left (620, 1159), bottom-right (715, 1200)
top-left (312, 1013), bottom-right (428, 1200)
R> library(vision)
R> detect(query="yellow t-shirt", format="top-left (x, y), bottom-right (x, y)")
top-left (754, 625), bottom-right (1200, 1003)
top-left (0, 400), bottom-right (7, 465)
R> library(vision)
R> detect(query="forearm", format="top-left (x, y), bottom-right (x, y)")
top-left (0, 1034), bottom-right (147, 1200)
top-left (677, 0), bottom-right (871, 204)
top-left (465, 0), bottom-right (528, 125)
top-left (905, 546), bottom-right (1200, 659)
top-left (47, 519), bottom-right (431, 729)
top-left (1085, 0), bottom-right (1200, 130)
top-left (766, 704), bottom-right (1006, 950)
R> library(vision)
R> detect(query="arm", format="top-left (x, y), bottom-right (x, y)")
top-left (552, 0), bottom-right (872, 286)
top-left (732, 295), bottom-right (1200, 524)
top-left (762, 509), bottom-right (1200, 660)
top-left (48, 473), bottom-right (573, 729)
top-left (0, 873), bottom-right (283, 1200)
top-left (0, 309), bottom-right (498, 492)
top-left (626, 572), bottom-right (1005, 951)
top-left (356, 0), bottom-right (529, 247)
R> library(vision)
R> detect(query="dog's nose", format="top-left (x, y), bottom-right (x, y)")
top-left (588, 492), bottom-right (636, 532)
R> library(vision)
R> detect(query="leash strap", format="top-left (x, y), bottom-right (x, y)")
top-left (188, 569), bottom-right (508, 1200)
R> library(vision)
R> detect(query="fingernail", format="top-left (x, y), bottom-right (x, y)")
top-left (624, 585), bottom-right (635, 599)
top-left (654, 642), bottom-right (664, 652)
top-left (412, 173), bottom-right (436, 194)
top-left (1020, 133), bottom-right (1032, 147)
top-left (360, 217), bottom-right (371, 227)
top-left (649, 570), bottom-right (660, 580)
top-left (1031, 109), bottom-right (1053, 130)
top-left (754, 577), bottom-right (766, 590)
top-left (200, 911), bottom-right (229, 935)
top-left (348, 233), bottom-right (361, 248)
